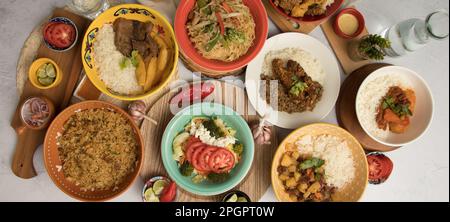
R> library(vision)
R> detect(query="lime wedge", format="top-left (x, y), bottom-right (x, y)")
top-left (46, 64), bottom-right (56, 78)
top-left (226, 194), bottom-right (238, 202)
top-left (38, 77), bottom-right (54, 86)
top-left (37, 69), bottom-right (47, 78)
top-left (153, 179), bottom-right (168, 195)
top-left (237, 197), bottom-right (248, 202)
top-left (144, 188), bottom-right (159, 202)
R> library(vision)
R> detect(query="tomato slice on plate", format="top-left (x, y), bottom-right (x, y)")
top-left (198, 147), bottom-right (216, 172)
top-left (44, 22), bottom-right (75, 48)
top-left (185, 142), bottom-right (204, 163)
top-left (208, 148), bottom-right (235, 173)
top-left (367, 153), bottom-right (393, 184)
top-left (192, 146), bottom-right (209, 172)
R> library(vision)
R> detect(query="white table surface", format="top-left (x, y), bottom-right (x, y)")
top-left (0, 0), bottom-right (448, 202)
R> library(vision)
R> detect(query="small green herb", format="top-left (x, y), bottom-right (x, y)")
top-left (289, 81), bottom-right (308, 96)
top-left (358, 34), bottom-right (391, 60)
top-left (224, 28), bottom-right (245, 43)
top-left (382, 96), bottom-right (412, 117)
top-left (233, 142), bottom-right (243, 156)
top-left (203, 118), bottom-right (224, 138)
top-left (180, 162), bottom-right (194, 176)
top-left (299, 157), bottom-right (325, 170)
top-left (202, 23), bottom-right (215, 33)
top-left (205, 32), bottom-right (221, 52)
top-left (207, 173), bottom-right (229, 183)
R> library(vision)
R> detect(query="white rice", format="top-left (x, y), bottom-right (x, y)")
top-left (92, 24), bottom-right (143, 95)
top-left (262, 48), bottom-right (326, 85)
top-left (356, 74), bottom-right (412, 139)
top-left (295, 134), bottom-right (355, 189)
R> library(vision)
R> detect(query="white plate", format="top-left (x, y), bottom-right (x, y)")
top-left (245, 33), bottom-right (340, 129)
top-left (355, 66), bottom-right (434, 147)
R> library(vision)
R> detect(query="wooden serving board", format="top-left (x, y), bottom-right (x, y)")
top-left (263, 0), bottom-right (327, 33)
top-left (336, 63), bottom-right (400, 152)
top-left (10, 8), bottom-right (90, 179)
top-left (321, 7), bottom-right (370, 75)
top-left (139, 80), bottom-right (278, 201)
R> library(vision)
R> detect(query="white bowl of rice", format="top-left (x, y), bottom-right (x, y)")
top-left (355, 66), bottom-right (434, 147)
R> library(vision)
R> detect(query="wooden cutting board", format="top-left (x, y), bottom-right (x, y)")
top-left (139, 80), bottom-right (278, 201)
top-left (263, 0), bottom-right (328, 33)
top-left (10, 8), bottom-right (90, 179)
top-left (320, 7), bottom-right (370, 75)
top-left (336, 63), bottom-right (400, 152)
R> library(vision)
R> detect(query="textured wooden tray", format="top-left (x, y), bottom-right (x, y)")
top-left (321, 7), bottom-right (370, 75)
top-left (139, 80), bottom-right (278, 201)
top-left (336, 63), bottom-right (400, 152)
top-left (11, 8), bottom-right (90, 179)
top-left (263, 0), bottom-right (328, 33)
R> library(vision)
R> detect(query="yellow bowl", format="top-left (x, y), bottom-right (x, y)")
top-left (28, 58), bottom-right (62, 90)
top-left (81, 4), bottom-right (179, 101)
top-left (271, 123), bottom-right (368, 202)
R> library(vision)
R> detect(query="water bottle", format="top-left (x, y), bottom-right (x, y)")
top-left (382, 10), bottom-right (449, 57)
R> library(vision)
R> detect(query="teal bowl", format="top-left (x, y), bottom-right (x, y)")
top-left (161, 102), bottom-right (255, 196)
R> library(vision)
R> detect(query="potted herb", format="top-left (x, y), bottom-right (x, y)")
top-left (348, 34), bottom-right (391, 61)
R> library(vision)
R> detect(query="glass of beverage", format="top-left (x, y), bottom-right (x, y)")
top-left (382, 10), bottom-right (449, 57)
top-left (66, 0), bottom-right (110, 20)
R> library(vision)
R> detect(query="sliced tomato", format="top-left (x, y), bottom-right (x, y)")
top-left (191, 147), bottom-right (209, 172)
top-left (198, 147), bottom-right (216, 172)
top-left (215, 12), bottom-right (225, 35)
top-left (159, 181), bottom-right (177, 202)
top-left (44, 22), bottom-right (75, 48)
top-left (185, 142), bottom-right (204, 163)
top-left (208, 148), bottom-right (235, 173)
top-left (367, 153), bottom-right (394, 184)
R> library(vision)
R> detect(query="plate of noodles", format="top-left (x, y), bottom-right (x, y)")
top-left (175, 0), bottom-right (268, 72)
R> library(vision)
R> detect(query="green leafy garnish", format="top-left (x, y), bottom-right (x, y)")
top-left (203, 118), bottom-right (224, 138)
top-left (382, 96), bottom-right (412, 117)
top-left (233, 142), bottom-right (243, 156)
top-left (207, 173), bottom-right (229, 183)
top-left (289, 81), bottom-right (308, 96)
top-left (224, 28), bottom-right (245, 43)
top-left (299, 157), bottom-right (325, 170)
top-left (197, 0), bottom-right (210, 8)
top-left (205, 32), bottom-right (221, 52)
top-left (180, 162), bottom-right (194, 176)
top-left (203, 23), bottom-right (215, 33)
top-left (119, 50), bottom-right (139, 70)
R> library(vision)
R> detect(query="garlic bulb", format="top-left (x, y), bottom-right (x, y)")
top-left (251, 119), bottom-right (272, 145)
top-left (128, 101), bottom-right (147, 121)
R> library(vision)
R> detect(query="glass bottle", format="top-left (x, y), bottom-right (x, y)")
top-left (382, 10), bottom-right (449, 57)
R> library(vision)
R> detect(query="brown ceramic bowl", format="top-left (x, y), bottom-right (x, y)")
top-left (43, 100), bottom-right (144, 201)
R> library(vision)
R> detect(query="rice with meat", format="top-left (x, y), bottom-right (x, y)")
top-left (57, 109), bottom-right (139, 191)
top-left (92, 24), bottom-right (143, 95)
